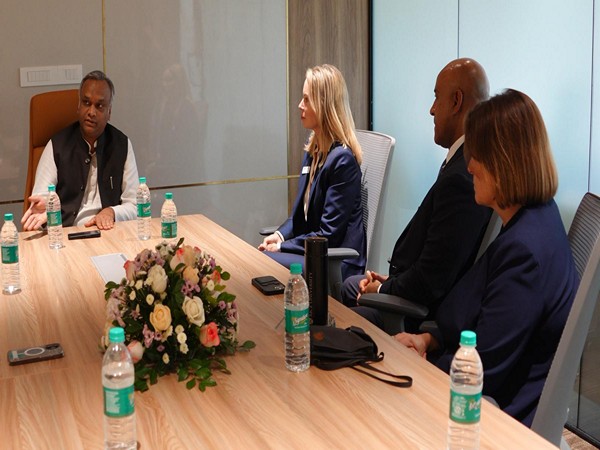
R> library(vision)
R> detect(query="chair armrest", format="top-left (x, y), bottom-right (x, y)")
top-left (259, 226), bottom-right (278, 236)
top-left (328, 247), bottom-right (359, 260)
top-left (358, 293), bottom-right (429, 319)
top-left (418, 320), bottom-right (438, 334)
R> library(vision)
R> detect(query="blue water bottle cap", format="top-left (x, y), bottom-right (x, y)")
top-left (48, 184), bottom-right (56, 192)
top-left (139, 177), bottom-right (146, 184)
top-left (109, 327), bottom-right (125, 343)
top-left (165, 192), bottom-right (173, 200)
top-left (460, 330), bottom-right (477, 346)
top-left (290, 263), bottom-right (302, 275)
top-left (4, 213), bottom-right (13, 221)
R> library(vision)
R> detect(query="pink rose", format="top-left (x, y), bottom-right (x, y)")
top-left (124, 260), bottom-right (136, 282)
top-left (199, 322), bottom-right (220, 347)
top-left (127, 340), bottom-right (145, 363)
top-left (170, 246), bottom-right (196, 271)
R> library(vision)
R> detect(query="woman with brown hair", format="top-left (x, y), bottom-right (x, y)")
top-left (396, 89), bottom-right (579, 426)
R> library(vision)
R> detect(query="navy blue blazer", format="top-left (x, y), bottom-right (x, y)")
top-left (380, 146), bottom-right (492, 312)
top-left (277, 143), bottom-right (366, 279)
top-left (432, 200), bottom-right (579, 426)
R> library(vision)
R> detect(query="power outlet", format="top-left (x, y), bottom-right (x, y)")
top-left (20, 64), bottom-right (82, 87)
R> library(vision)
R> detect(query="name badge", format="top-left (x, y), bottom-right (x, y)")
top-left (302, 166), bottom-right (310, 174)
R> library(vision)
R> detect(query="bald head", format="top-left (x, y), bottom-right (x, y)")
top-left (430, 58), bottom-right (489, 148)
top-left (441, 58), bottom-right (489, 108)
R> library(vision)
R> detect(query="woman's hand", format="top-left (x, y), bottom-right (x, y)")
top-left (394, 332), bottom-right (438, 358)
top-left (258, 233), bottom-right (282, 252)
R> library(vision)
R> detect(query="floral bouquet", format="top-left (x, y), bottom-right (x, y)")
top-left (101, 238), bottom-right (254, 391)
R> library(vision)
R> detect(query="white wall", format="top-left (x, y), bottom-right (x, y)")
top-left (371, 0), bottom-right (595, 272)
top-left (0, 0), bottom-right (288, 245)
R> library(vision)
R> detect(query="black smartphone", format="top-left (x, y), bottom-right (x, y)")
top-left (68, 230), bottom-right (101, 240)
top-left (252, 276), bottom-right (285, 295)
top-left (7, 343), bottom-right (64, 366)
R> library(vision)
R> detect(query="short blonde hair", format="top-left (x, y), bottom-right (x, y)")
top-left (465, 89), bottom-right (557, 209)
top-left (304, 64), bottom-right (362, 164)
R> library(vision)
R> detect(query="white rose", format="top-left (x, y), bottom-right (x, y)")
top-left (179, 342), bottom-right (189, 354)
top-left (129, 290), bottom-right (136, 300)
top-left (127, 341), bottom-right (145, 363)
top-left (177, 332), bottom-right (187, 344)
top-left (145, 265), bottom-right (168, 294)
top-left (146, 294), bottom-right (154, 305)
top-left (162, 353), bottom-right (170, 364)
top-left (182, 296), bottom-right (205, 327)
top-left (135, 280), bottom-right (143, 290)
top-left (175, 325), bottom-right (184, 334)
top-left (206, 280), bottom-right (215, 291)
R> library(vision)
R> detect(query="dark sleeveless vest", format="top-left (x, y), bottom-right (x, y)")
top-left (51, 122), bottom-right (128, 226)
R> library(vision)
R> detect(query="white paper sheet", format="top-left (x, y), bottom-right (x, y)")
top-left (91, 253), bottom-right (128, 284)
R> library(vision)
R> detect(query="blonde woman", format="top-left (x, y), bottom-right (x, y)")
top-left (259, 64), bottom-right (365, 279)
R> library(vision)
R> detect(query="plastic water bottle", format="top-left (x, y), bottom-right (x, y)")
top-left (284, 262), bottom-right (310, 372)
top-left (160, 192), bottom-right (177, 239)
top-left (1, 213), bottom-right (21, 295)
top-left (447, 330), bottom-right (483, 450)
top-left (102, 327), bottom-right (136, 450)
top-left (46, 184), bottom-right (63, 249)
top-left (136, 177), bottom-right (151, 240)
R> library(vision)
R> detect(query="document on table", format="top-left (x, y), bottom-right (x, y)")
top-left (91, 253), bottom-right (128, 284)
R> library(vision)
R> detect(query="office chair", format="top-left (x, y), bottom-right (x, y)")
top-left (359, 212), bottom-right (502, 335)
top-left (260, 130), bottom-right (395, 300)
top-left (531, 192), bottom-right (600, 448)
top-left (24, 89), bottom-right (79, 213)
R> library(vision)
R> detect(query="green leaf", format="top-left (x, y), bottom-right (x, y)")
top-left (220, 271), bottom-right (231, 281)
top-left (240, 340), bottom-right (256, 350)
top-left (177, 366), bottom-right (188, 382)
top-left (186, 378), bottom-right (196, 390)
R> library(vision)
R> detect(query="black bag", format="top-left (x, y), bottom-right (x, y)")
top-left (310, 325), bottom-right (412, 387)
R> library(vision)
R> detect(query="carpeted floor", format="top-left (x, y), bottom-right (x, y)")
top-left (563, 428), bottom-right (600, 449)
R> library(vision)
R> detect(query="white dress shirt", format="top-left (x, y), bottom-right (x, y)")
top-left (32, 138), bottom-right (139, 225)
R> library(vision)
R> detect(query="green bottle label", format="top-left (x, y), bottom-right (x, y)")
top-left (1, 245), bottom-right (18, 264)
top-left (137, 203), bottom-right (151, 218)
top-left (285, 307), bottom-right (309, 334)
top-left (161, 221), bottom-right (177, 238)
top-left (47, 210), bottom-right (62, 227)
top-left (103, 385), bottom-right (135, 417)
top-left (449, 390), bottom-right (481, 424)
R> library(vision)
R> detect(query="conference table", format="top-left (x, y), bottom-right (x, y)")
top-left (0, 215), bottom-right (555, 449)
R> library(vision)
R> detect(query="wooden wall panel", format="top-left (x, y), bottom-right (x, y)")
top-left (287, 0), bottom-right (370, 208)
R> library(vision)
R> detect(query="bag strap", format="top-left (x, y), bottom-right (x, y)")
top-left (351, 357), bottom-right (413, 388)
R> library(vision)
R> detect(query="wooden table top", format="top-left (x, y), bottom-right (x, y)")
top-left (0, 215), bottom-right (555, 449)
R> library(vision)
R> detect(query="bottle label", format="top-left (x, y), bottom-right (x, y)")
top-left (137, 203), bottom-right (151, 218)
top-left (285, 307), bottom-right (309, 334)
top-left (103, 385), bottom-right (135, 417)
top-left (47, 210), bottom-right (62, 227)
top-left (161, 221), bottom-right (177, 238)
top-left (1, 245), bottom-right (18, 264)
top-left (449, 390), bottom-right (481, 424)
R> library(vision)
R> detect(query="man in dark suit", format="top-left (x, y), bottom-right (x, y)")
top-left (341, 58), bottom-right (492, 331)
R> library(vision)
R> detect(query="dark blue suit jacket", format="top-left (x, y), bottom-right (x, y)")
top-left (432, 200), bottom-right (579, 426)
top-left (381, 146), bottom-right (492, 312)
top-left (277, 143), bottom-right (366, 279)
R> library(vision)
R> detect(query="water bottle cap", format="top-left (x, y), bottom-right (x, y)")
top-left (165, 192), bottom-right (173, 200)
top-left (460, 330), bottom-right (477, 346)
top-left (48, 184), bottom-right (56, 192)
top-left (109, 327), bottom-right (126, 343)
top-left (290, 263), bottom-right (302, 275)
top-left (139, 177), bottom-right (146, 184)
top-left (4, 213), bottom-right (13, 221)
